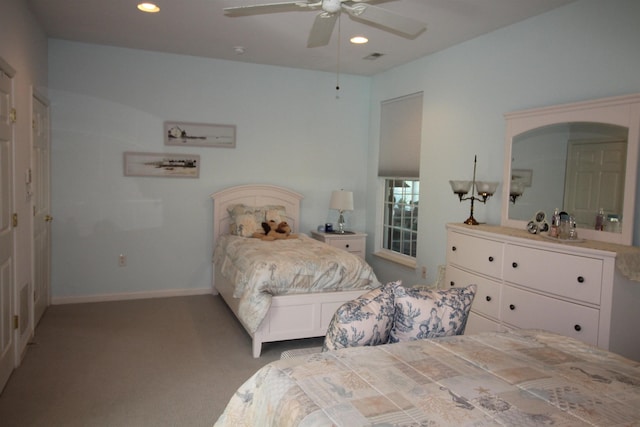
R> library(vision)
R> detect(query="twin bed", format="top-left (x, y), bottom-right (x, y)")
top-left (210, 184), bottom-right (379, 358)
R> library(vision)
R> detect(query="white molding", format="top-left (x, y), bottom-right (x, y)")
top-left (51, 287), bottom-right (211, 305)
top-left (373, 249), bottom-right (417, 269)
top-left (502, 93), bottom-right (640, 245)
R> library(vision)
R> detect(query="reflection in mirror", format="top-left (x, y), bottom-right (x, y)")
top-left (509, 122), bottom-right (628, 233)
top-left (501, 93), bottom-right (640, 245)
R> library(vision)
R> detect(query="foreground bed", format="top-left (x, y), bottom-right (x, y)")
top-left (215, 329), bottom-right (640, 426)
top-left (210, 184), bottom-right (379, 357)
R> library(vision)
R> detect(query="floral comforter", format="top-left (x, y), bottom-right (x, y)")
top-left (212, 234), bottom-right (379, 334)
top-left (215, 329), bottom-right (640, 426)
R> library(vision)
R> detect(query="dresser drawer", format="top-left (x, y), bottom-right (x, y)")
top-left (502, 285), bottom-right (599, 346)
top-left (446, 265), bottom-right (501, 320)
top-left (310, 231), bottom-right (366, 258)
top-left (447, 231), bottom-right (503, 278)
top-left (503, 244), bottom-right (603, 305)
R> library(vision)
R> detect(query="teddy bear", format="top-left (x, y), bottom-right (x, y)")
top-left (252, 220), bottom-right (298, 241)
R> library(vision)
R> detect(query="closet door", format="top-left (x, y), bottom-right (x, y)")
top-left (0, 61), bottom-right (15, 391)
top-left (564, 139), bottom-right (627, 228)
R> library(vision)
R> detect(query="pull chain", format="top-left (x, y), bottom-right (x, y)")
top-left (335, 13), bottom-right (341, 97)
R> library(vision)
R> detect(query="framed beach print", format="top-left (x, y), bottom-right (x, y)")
top-left (164, 121), bottom-right (236, 148)
top-left (123, 152), bottom-right (200, 178)
top-left (511, 168), bottom-right (533, 187)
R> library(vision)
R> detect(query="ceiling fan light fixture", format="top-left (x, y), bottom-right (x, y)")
top-left (137, 3), bottom-right (160, 13)
top-left (225, 0), bottom-right (427, 49)
top-left (322, 0), bottom-right (342, 14)
top-left (350, 36), bottom-right (368, 44)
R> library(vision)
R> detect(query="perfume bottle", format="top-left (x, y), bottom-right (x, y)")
top-left (549, 208), bottom-right (560, 237)
top-left (595, 208), bottom-right (604, 231)
top-left (568, 216), bottom-right (578, 240)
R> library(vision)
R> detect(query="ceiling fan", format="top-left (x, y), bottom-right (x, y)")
top-left (224, 0), bottom-right (427, 48)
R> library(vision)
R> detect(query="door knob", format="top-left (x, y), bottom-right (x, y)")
top-left (45, 215), bottom-right (53, 222)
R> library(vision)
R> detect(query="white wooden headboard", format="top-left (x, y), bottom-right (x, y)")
top-left (210, 184), bottom-right (304, 241)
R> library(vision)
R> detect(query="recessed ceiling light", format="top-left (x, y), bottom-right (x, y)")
top-left (137, 3), bottom-right (160, 13)
top-left (350, 36), bottom-right (368, 44)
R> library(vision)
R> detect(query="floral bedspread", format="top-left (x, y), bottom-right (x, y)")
top-left (215, 329), bottom-right (640, 426)
top-left (212, 234), bottom-right (379, 333)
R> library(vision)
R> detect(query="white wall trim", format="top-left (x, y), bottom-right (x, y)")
top-left (52, 287), bottom-right (211, 305)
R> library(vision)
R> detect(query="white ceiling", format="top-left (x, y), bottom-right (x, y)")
top-left (26, 0), bottom-right (576, 76)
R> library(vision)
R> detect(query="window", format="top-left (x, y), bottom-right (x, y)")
top-left (377, 92), bottom-right (422, 262)
top-left (382, 179), bottom-right (419, 257)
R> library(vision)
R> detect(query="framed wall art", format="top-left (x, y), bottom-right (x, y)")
top-left (123, 152), bottom-right (200, 178)
top-left (511, 168), bottom-right (533, 187)
top-left (164, 121), bottom-right (236, 148)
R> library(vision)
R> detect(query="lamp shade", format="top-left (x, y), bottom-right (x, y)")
top-left (510, 181), bottom-right (524, 196)
top-left (330, 190), bottom-right (354, 211)
top-left (475, 181), bottom-right (499, 196)
top-left (449, 180), bottom-right (472, 194)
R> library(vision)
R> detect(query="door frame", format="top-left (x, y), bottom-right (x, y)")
top-left (31, 88), bottom-right (51, 328)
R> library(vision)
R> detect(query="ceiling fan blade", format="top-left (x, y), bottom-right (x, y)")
top-left (307, 12), bottom-right (338, 48)
top-left (224, 2), bottom-right (309, 17)
top-left (343, 3), bottom-right (426, 37)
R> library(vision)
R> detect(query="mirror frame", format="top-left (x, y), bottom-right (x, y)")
top-left (501, 93), bottom-right (640, 245)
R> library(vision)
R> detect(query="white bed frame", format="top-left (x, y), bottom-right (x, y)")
top-left (210, 184), bottom-right (367, 357)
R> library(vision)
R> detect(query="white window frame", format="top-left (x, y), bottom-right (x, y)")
top-left (374, 177), bottom-right (419, 268)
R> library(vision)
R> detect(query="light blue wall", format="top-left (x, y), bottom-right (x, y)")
top-left (50, 0), bottom-right (640, 299)
top-left (366, 0), bottom-right (640, 285)
top-left (49, 42), bottom-right (371, 299)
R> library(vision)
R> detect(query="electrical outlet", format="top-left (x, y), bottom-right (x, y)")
top-left (421, 266), bottom-right (427, 279)
top-left (118, 254), bottom-right (126, 267)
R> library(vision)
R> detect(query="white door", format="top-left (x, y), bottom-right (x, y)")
top-left (0, 62), bottom-right (15, 391)
top-left (564, 139), bottom-right (627, 228)
top-left (32, 93), bottom-right (51, 326)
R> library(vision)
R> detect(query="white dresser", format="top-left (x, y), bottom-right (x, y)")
top-left (445, 223), bottom-right (640, 361)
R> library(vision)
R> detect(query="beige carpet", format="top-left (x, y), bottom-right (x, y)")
top-left (0, 294), bottom-right (324, 427)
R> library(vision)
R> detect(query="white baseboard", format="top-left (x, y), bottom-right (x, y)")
top-left (51, 287), bottom-right (212, 305)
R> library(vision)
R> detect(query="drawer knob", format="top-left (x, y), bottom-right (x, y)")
top-left (449, 281), bottom-right (455, 287)
top-left (488, 256), bottom-right (494, 262)
top-left (574, 324), bottom-right (582, 332)
top-left (577, 276), bottom-right (584, 283)
top-left (512, 262), bottom-right (518, 268)
top-left (486, 296), bottom-right (492, 302)
top-left (452, 246), bottom-right (457, 252)
top-left (345, 244), bottom-right (350, 248)
top-left (509, 304), bottom-right (516, 310)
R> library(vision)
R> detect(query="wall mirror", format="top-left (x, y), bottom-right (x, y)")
top-left (501, 93), bottom-right (640, 245)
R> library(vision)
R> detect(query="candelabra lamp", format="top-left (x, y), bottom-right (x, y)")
top-left (509, 181), bottom-right (525, 204)
top-left (449, 155), bottom-right (499, 225)
top-left (330, 190), bottom-right (354, 234)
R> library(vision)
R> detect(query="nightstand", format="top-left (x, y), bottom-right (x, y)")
top-left (310, 231), bottom-right (367, 259)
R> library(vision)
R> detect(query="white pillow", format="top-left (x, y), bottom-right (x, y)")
top-left (227, 204), bottom-right (254, 220)
top-left (256, 205), bottom-right (286, 224)
top-left (226, 203), bottom-right (287, 235)
top-left (230, 214), bottom-right (260, 237)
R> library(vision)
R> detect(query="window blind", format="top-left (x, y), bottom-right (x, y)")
top-left (378, 92), bottom-right (423, 178)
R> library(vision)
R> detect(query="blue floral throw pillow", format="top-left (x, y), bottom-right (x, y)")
top-left (389, 284), bottom-right (477, 343)
top-left (322, 281), bottom-right (400, 352)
